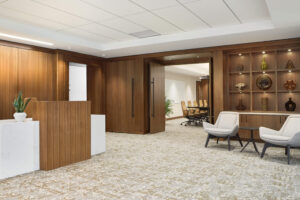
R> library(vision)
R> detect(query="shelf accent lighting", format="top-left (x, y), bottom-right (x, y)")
top-left (262, 51), bottom-right (266, 54)
top-left (288, 70), bottom-right (292, 73)
top-left (238, 53), bottom-right (242, 56)
top-left (288, 49), bottom-right (292, 52)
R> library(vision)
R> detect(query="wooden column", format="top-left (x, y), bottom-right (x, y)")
top-left (213, 50), bottom-right (224, 120)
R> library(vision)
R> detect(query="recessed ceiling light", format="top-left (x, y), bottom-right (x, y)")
top-left (238, 53), bottom-right (242, 56)
top-left (0, 32), bottom-right (53, 46)
top-left (129, 30), bottom-right (160, 39)
top-left (262, 51), bottom-right (266, 54)
top-left (288, 49), bottom-right (292, 52)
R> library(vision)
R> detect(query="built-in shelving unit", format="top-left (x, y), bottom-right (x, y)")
top-left (226, 48), bottom-right (300, 113)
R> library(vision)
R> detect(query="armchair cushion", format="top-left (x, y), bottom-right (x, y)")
top-left (204, 127), bottom-right (234, 137)
top-left (203, 122), bottom-right (215, 129)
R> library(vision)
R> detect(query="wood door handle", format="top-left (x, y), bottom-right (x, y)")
top-left (131, 78), bottom-right (134, 118)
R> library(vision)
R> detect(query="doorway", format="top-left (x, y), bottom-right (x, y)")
top-left (148, 54), bottom-right (213, 133)
top-left (69, 62), bottom-right (87, 101)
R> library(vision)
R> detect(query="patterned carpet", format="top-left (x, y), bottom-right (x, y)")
top-left (1, 119), bottom-right (299, 200)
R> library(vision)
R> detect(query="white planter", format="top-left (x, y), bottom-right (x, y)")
top-left (13, 112), bottom-right (27, 122)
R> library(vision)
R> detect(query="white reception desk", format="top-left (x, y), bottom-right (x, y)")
top-left (0, 119), bottom-right (39, 180)
top-left (0, 115), bottom-right (105, 180)
top-left (91, 114), bottom-right (106, 155)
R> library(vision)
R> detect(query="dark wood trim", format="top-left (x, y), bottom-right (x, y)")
top-left (162, 57), bottom-right (210, 66)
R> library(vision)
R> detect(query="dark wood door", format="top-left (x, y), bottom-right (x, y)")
top-left (106, 59), bottom-right (146, 134)
top-left (150, 62), bottom-right (165, 133)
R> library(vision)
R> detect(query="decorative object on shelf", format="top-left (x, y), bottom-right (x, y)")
top-left (236, 99), bottom-right (246, 111)
top-left (261, 97), bottom-right (268, 111)
top-left (12, 91), bottom-right (31, 122)
top-left (235, 82), bottom-right (246, 91)
top-left (283, 80), bottom-right (296, 91)
top-left (285, 60), bottom-right (295, 70)
top-left (261, 57), bottom-right (268, 70)
top-left (285, 98), bottom-right (296, 111)
top-left (236, 64), bottom-right (244, 72)
top-left (256, 74), bottom-right (272, 90)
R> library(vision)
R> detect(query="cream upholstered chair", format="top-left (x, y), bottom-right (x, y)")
top-left (203, 111), bottom-right (242, 151)
top-left (260, 115), bottom-right (300, 164)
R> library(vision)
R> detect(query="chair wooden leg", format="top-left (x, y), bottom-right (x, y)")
top-left (227, 136), bottom-right (231, 151)
top-left (236, 133), bottom-right (243, 147)
top-left (216, 138), bottom-right (219, 144)
top-left (205, 134), bottom-right (210, 148)
top-left (287, 145), bottom-right (290, 165)
top-left (261, 143), bottom-right (269, 158)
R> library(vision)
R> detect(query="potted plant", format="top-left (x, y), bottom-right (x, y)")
top-left (12, 91), bottom-right (31, 122)
top-left (165, 97), bottom-right (173, 117)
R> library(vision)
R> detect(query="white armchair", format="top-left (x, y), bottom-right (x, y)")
top-left (260, 115), bottom-right (300, 164)
top-left (203, 111), bottom-right (242, 151)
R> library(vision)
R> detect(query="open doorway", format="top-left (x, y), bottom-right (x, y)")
top-left (165, 63), bottom-right (210, 124)
top-left (148, 53), bottom-right (213, 133)
top-left (69, 62), bottom-right (87, 101)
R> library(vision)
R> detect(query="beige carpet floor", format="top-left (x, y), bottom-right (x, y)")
top-left (0, 119), bottom-right (299, 200)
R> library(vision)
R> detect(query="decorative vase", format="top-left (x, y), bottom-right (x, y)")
top-left (283, 80), bottom-right (296, 90)
top-left (236, 64), bottom-right (244, 72)
top-left (13, 112), bottom-right (27, 122)
top-left (261, 57), bottom-right (268, 70)
top-left (236, 99), bottom-right (246, 111)
top-left (285, 98), bottom-right (296, 111)
top-left (261, 97), bottom-right (268, 111)
top-left (286, 60), bottom-right (295, 70)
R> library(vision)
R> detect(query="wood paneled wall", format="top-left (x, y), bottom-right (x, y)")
top-left (87, 64), bottom-right (106, 114)
top-left (30, 101), bottom-right (91, 170)
top-left (0, 46), bottom-right (18, 119)
top-left (0, 42), bottom-right (106, 119)
top-left (213, 50), bottom-right (224, 119)
top-left (0, 46), bottom-right (56, 119)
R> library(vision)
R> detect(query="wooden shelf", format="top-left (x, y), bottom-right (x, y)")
top-left (252, 70), bottom-right (275, 73)
top-left (277, 68), bottom-right (300, 72)
top-left (229, 71), bottom-right (250, 75)
top-left (226, 46), bottom-right (300, 113)
top-left (252, 90), bottom-right (276, 93)
top-left (229, 90), bottom-right (250, 94)
top-left (277, 90), bottom-right (300, 93)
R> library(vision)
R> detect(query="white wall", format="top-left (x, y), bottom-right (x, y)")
top-left (69, 62), bottom-right (87, 101)
top-left (165, 71), bottom-right (198, 118)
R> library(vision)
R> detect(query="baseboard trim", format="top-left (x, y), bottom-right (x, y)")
top-left (166, 116), bottom-right (184, 120)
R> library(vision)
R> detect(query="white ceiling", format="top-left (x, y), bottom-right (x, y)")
top-left (0, 0), bottom-right (299, 57)
top-left (165, 63), bottom-right (209, 77)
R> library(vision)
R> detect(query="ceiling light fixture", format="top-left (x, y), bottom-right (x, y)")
top-left (0, 32), bottom-right (53, 46)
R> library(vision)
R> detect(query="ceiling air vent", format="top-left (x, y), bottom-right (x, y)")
top-left (129, 30), bottom-right (160, 39)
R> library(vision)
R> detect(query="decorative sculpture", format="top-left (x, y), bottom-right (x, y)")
top-left (285, 98), bottom-right (296, 111)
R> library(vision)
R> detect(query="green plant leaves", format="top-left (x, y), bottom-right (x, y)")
top-left (12, 91), bottom-right (31, 113)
